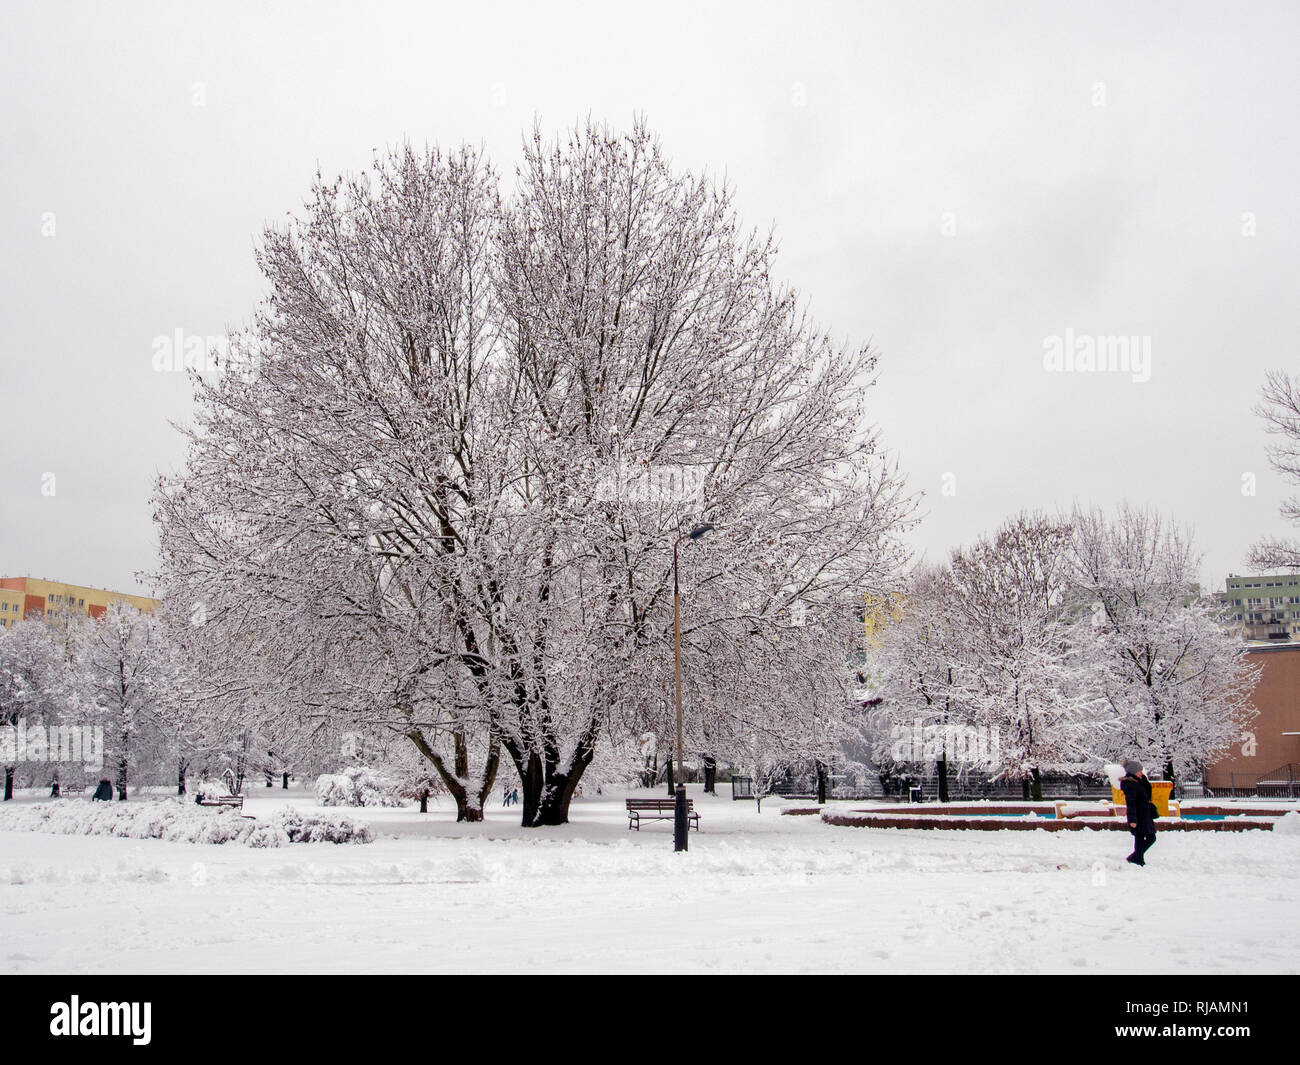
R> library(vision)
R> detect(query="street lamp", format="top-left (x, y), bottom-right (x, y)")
top-left (673, 521), bottom-right (714, 852)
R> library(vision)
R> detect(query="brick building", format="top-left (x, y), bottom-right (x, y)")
top-left (1206, 642), bottom-right (1300, 792)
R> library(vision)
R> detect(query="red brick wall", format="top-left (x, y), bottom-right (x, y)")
top-left (1206, 644), bottom-right (1300, 789)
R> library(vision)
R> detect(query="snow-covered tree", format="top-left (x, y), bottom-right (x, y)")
top-left (73, 601), bottom-right (184, 800)
top-left (1070, 503), bottom-right (1259, 787)
top-left (0, 616), bottom-right (72, 798)
top-left (871, 564), bottom-right (974, 801)
top-left (1249, 370), bottom-right (1300, 570)
top-left (154, 120), bottom-right (914, 827)
top-left (945, 513), bottom-right (1107, 799)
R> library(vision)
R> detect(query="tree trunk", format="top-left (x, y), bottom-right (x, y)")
top-left (177, 758), bottom-right (187, 796)
top-left (702, 755), bottom-right (717, 795)
top-left (437, 771), bottom-right (486, 821)
top-left (282, 772), bottom-right (289, 789)
top-left (405, 727), bottom-right (500, 823)
top-left (1164, 759), bottom-right (1177, 797)
top-left (815, 760), bottom-right (828, 804)
top-left (3, 766), bottom-right (12, 801)
top-left (518, 752), bottom-right (544, 826)
top-left (936, 757), bottom-right (949, 803)
top-left (1030, 767), bottom-right (1043, 802)
top-left (1021, 776), bottom-right (1030, 801)
top-left (419, 788), bottom-right (429, 814)
top-left (265, 773), bottom-right (273, 787)
top-left (665, 759), bottom-right (674, 796)
top-left (116, 756), bottom-right (128, 801)
top-left (641, 753), bottom-right (657, 789)
top-left (510, 739), bottom-right (596, 827)
top-left (534, 772), bottom-right (581, 826)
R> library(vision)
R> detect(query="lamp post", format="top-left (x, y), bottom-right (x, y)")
top-left (673, 522), bottom-right (714, 852)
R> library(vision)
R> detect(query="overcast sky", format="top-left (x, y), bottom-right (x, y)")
top-left (2, 0), bottom-right (1298, 596)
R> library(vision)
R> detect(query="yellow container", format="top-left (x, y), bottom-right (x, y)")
top-left (1111, 780), bottom-right (1174, 818)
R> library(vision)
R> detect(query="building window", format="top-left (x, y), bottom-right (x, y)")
top-left (78, 598), bottom-right (84, 607)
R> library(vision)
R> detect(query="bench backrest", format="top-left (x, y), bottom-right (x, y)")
top-left (626, 798), bottom-right (694, 811)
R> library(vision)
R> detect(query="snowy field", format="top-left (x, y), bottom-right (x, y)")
top-left (2, 786), bottom-right (1298, 974)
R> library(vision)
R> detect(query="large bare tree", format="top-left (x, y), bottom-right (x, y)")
top-left (154, 121), bottom-right (914, 826)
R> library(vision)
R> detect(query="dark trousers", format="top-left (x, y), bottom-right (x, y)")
top-left (1129, 829), bottom-right (1157, 864)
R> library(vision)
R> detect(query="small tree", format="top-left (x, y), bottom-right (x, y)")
top-left (0, 616), bottom-right (70, 799)
top-left (946, 513), bottom-right (1104, 800)
top-left (1071, 503), bottom-right (1260, 788)
top-left (873, 565), bottom-right (972, 802)
top-left (74, 602), bottom-right (181, 800)
top-left (1249, 371), bottom-right (1300, 569)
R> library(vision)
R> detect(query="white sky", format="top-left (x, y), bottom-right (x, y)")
top-left (2, 0), bottom-right (1298, 595)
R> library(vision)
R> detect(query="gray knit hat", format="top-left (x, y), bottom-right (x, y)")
top-left (1122, 758), bottom-right (1143, 774)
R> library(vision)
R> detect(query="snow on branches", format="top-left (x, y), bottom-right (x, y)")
top-left (870, 507), bottom-right (1259, 795)
top-left (152, 120), bottom-right (915, 825)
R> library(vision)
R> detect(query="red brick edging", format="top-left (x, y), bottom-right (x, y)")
top-left (820, 812), bottom-right (1277, 832)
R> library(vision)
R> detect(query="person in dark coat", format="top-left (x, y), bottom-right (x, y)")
top-left (1119, 758), bottom-right (1157, 866)
top-left (91, 778), bottom-right (113, 801)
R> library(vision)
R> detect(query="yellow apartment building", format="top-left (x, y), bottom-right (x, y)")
top-left (0, 576), bottom-right (158, 630)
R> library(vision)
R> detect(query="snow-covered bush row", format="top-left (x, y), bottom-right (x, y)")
top-left (315, 765), bottom-right (405, 808)
top-left (0, 798), bottom-right (373, 846)
top-left (278, 807), bottom-right (374, 843)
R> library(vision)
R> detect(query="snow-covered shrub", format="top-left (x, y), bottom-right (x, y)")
top-left (276, 807), bottom-right (374, 844)
top-left (1273, 810), bottom-right (1300, 836)
top-left (315, 765), bottom-right (405, 808)
top-left (244, 823), bottom-right (291, 848)
top-left (0, 797), bottom-right (374, 846)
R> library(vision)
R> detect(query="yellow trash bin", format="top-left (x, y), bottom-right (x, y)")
top-left (1111, 779), bottom-right (1174, 818)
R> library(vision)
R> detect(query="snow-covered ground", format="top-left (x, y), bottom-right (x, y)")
top-left (2, 785), bottom-right (1297, 974)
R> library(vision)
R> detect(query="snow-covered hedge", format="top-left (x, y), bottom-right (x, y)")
top-left (315, 765), bottom-right (405, 808)
top-left (0, 798), bottom-right (373, 846)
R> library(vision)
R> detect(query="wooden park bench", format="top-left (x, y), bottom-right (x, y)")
top-left (626, 798), bottom-right (700, 832)
top-left (195, 794), bottom-right (245, 812)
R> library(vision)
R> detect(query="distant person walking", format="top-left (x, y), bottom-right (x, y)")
top-left (1119, 758), bottom-right (1157, 866)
